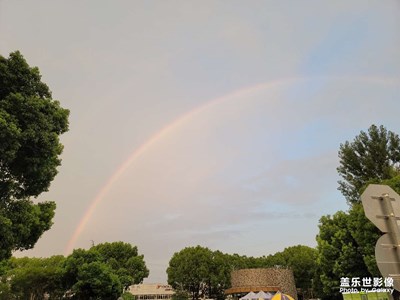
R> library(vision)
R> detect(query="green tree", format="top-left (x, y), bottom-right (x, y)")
top-left (208, 251), bottom-right (235, 300)
top-left (225, 253), bottom-right (254, 270)
top-left (262, 245), bottom-right (318, 297)
top-left (121, 291), bottom-right (136, 300)
top-left (63, 242), bottom-right (149, 299)
top-left (167, 246), bottom-right (214, 300)
top-left (339, 127), bottom-right (400, 277)
top-left (316, 125), bottom-right (400, 299)
top-left (167, 247), bottom-right (260, 300)
top-left (0, 259), bottom-right (14, 300)
top-left (346, 203), bottom-right (380, 276)
top-left (337, 124), bottom-right (400, 204)
top-left (172, 290), bottom-right (189, 300)
top-left (354, 176), bottom-right (400, 289)
top-left (0, 51), bottom-right (69, 260)
top-left (92, 242), bottom-right (149, 289)
top-left (316, 212), bottom-right (373, 299)
top-left (72, 261), bottom-right (122, 300)
top-left (1, 256), bottom-right (66, 299)
top-left (63, 248), bottom-right (103, 291)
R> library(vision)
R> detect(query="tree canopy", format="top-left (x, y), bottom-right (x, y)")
top-left (262, 245), bottom-right (317, 296)
top-left (337, 124), bottom-right (400, 204)
top-left (0, 242), bottom-right (148, 299)
top-left (91, 242), bottom-right (149, 288)
top-left (316, 211), bottom-right (376, 299)
top-left (64, 242), bottom-right (149, 299)
top-left (0, 255), bottom-right (66, 300)
top-left (0, 51), bottom-right (69, 260)
top-left (167, 245), bottom-right (317, 300)
top-left (167, 246), bottom-right (253, 300)
top-left (316, 124), bottom-right (400, 299)
top-left (167, 246), bottom-right (214, 300)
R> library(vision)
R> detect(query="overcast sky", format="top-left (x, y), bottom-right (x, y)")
top-left (1, 1), bottom-right (400, 283)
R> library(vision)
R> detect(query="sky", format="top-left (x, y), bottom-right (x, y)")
top-left (1, 1), bottom-right (400, 283)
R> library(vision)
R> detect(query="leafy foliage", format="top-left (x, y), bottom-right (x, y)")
top-left (262, 245), bottom-right (317, 294)
top-left (0, 51), bottom-right (69, 260)
top-left (337, 124), bottom-right (400, 204)
top-left (0, 200), bottom-right (55, 260)
top-left (0, 51), bottom-right (69, 200)
top-left (316, 125), bottom-right (400, 299)
top-left (0, 242), bottom-right (148, 299)
top-left (121, 291), bottom-right (136, 300)
top-left (167, 246), bottom-right (214, 300)
top-left (0, 256), bottom-right (66, 300)
top-left (172, 289), bottom-right (189, 300)
top-left (167, 246), bottom-right (254, 300)
top-left (316, 211), bottom-right (373, 299)
top-left (72, 261), bottom-right (122, 300)
top-left (346, 203), bottom-right (380, 276)
top-left (64, 242), bottom-right (149, 299)
top-left (91, 242), bottom-right (149, 288)
top-left (167, 245), bottom-right (316, 300)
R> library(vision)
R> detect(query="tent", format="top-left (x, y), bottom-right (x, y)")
top-left (270, 292), bottom-right (294, 300)
top-left (240, 292), bottom-right (258, 300)
top-left (255, 291), bottom-right (273, 300)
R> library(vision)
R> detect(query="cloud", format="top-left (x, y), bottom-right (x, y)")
top-left (5, 0), bottom-right (399, 283)
top-left (67, 75), bottom-right (399, 264)
top-left (240, 152), bottom-right (338, 205)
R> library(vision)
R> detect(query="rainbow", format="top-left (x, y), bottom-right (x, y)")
top-left (65, 75), bottom-right (399, 254)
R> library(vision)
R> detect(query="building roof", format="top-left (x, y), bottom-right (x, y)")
top-left (129, 284), bottom-right (175, 295)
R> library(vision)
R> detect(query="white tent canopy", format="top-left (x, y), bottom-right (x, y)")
top-left (240, 292), bottom-right (258, 300)
top-left (255, 291), bottom-right (273, 299)
top-left (241, 291), bottom-right (274, 300)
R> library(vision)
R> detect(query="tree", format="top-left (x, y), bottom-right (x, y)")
top-left (63, 248), bottom-right (103, 291)
top-left (167, 246), bottom-right (214, 300)
top-left (262, 245), bottom-right (318, 298)
top-left (91, 242), bottom-right (149, 288)
top-left (346, 203), bottom-right (380, 276)
top-left (167, 246), bottom-right (265, 300)
top-left (316, 212), bottom-right (374, 299)
top-left (336, 125), bottom-right (400, 276)
top-left (63, 242), bottom-right (149, 299)
top-left (171, 290), bottom-right (189, 300)
top-left (315, 125), bottom-right (400, 299)
top-left (357, 176), bottom-right (400, 300)
top-left (121, 291), bottom-right (136, 300)
top-left (72, 261), bottom-right (122, 300)
top-left (0, 259), bottom-right (14, 300)
top-left (337, 124), bottom-right (400, 204)
top-left (0, 51), bottom-right (69, 260)
top-left (0, 242), bottom-right (148, 299)
top-left (208, 251), bottom-right (236, 300)
top-left (0, 256), bottom-right (66, 299)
